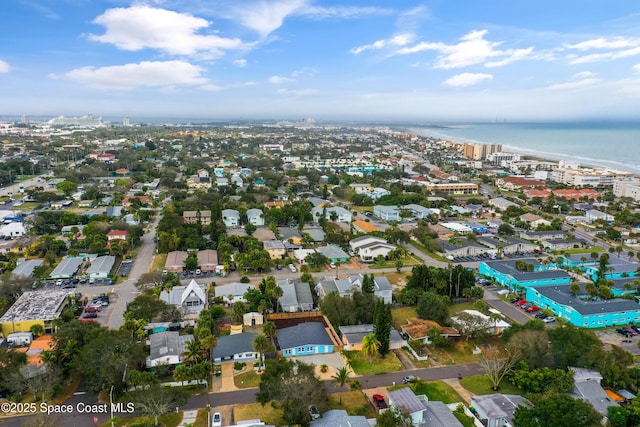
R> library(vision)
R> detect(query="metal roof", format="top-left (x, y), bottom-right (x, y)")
top-left (213, 332), bottom-right (258, 359)
top-left (49, 257), bottom-right (83, 278)
top-left (531, 285), bottom-right (640, 315)
top-left (12, 259), bottom-right (43, 277)
top-left (388, 387), bottom-right (425, 414)
top-left (86, 256), bottom-right (115, 275)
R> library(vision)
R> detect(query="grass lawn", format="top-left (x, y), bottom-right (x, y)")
top-left (151, 253), bottom-right (167, 273)
top-left (234, 369), bottom-right (261, 388)
top-left (392, 306), bottom-right (417, 330)
top-left (105, 412), bottom-right (183, 427)
top-left (553, 247), bottom-right (604, 255)
top-left (459, 375), bottom-right (522, 396)
top-left (12, 202), bottom-right (40, 212)
top-left (454, 409), bottom-right (477, 427)
top-left (342, 350), bottom-right (404, 375)
top-left (410, 380), bottom-right (464, 404)
top-left (234, 402), bottom-right (286, 426)
top-left (448, 302), bottom-right (478, 315)
top-left (409, 241), bottom-right (449, 262)
top-left (328, 391), bottom-right (377, 418)
top-left (371, 256), bottom-right (421, 269)
top-left (429, 339), bottom-right (489, 366)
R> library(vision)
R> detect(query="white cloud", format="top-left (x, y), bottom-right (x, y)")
top-left (300, 5), bottom-right (392, 19)
top-left (276, 88), bottom-right (319, 96)
top-left (88, 5), bottom-right (244, 58)
top-left (569, 46), bottom-right (640, 64)
top-left (634, 64), bottom-right (640, 74)
top-left (566, 37), bottom-right (637, 51)
top-left (381, 29), bottom-right (532, 69)
top-left (573, 71), bottom-right (596, 79)
top-left (268, 75), bottom-right (294, 84)
top-left (233, 59), bottom-right (247, 67)
top-left (545, 77), bottom-right (600, 90)
top-left (0, 60), bottom-right (9, 73)
top-left (485, 47), bottom-right (534, 67)
top-left (442, 73), bottom-right (493, 88)
top-left (350, 33), bottom-right (415, 55)
top-left (200, 84), bottom-right (223, 92)
top-left (228, 0), bottom-right (307, 37)
top-left (63, 60), bottom-right (209, 90)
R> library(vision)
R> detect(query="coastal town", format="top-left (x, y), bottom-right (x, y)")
top-left (0, 116), bottom-right (639, 427)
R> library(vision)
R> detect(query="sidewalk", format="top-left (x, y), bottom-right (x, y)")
top-left (442, 378), bottom-right (474, 405)
top-left (177, 409), bottom-right (198, 427)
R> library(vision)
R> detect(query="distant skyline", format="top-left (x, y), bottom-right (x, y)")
top-left (3, 1), bottom-right (640, 121)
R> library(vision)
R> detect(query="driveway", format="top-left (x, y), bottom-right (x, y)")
top-left (595, 329), bottom-right (640, 355)
top-left (291, 353), bottom-right (348, 379)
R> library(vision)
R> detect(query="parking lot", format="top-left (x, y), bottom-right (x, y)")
top-left (450, 252), bottom-right (543, 263)
top-left (41, 277), bottom-right (113, 289)
top-left (116, 260), bottom-right (133, 276)
top-left (595, 329), bottom-right (640, 355)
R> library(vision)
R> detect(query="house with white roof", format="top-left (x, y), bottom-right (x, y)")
top-left (222, 209), bottom-right (240, 227)
top-left (246, 208), bottom-right (265, 226)
top-left (311, 206), bottom-right (352, 223)
top-left (214, 282), bottom-right (255, 304)
top-left (349, 235), bottom-right (396, 262)
top-left (159, 279), bottom-right (207, 319)
top-left (146, 331), bottom-right (194, 368)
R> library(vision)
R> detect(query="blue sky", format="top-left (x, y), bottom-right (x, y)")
top-left (2, 0), bottom-right (640, 122)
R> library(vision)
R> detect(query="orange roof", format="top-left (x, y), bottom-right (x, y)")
top-left (353, 220), bottom-right (378, 232)
top-left (26, 336), bottom-right (54, 366)
top-left (402, 317), bottom-right (460, 339)
top-left (264, 201), bottom-right (293, 208)
top-left (605, 389), bottom-right (625, 402)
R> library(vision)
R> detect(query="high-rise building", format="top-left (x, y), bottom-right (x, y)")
top-left (21, 114), bottom-right (29, 125)
top-left (122, 117), bottom-right (131, 127)
top-left (463, 142), bottom-right (502, 160)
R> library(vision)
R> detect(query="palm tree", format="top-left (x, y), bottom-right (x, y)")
top-left (262, 321), bottom-right (276, 338)
top-left (569, 282), bottom-right (580, 297)
top-left (331, 367), bottom-right (350, 403)
top-left (252, 334), bottom-right (272, 372)
top-left (271, 286), bottom-right (283, 312)
top-left (361, 334), bottom-right (380, 366)
top-left (182, 339), bottom-right (206, 365)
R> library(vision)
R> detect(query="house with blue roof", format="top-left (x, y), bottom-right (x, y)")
top-left (276, 322), bottom-right (335, 357)
top-left (479, 259), bottom-right (571, 292)
top-left (526, 284), bottom-right (640, 328)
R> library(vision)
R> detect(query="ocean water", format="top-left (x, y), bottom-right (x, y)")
top-left (408, 122), bottom-right (640, 175)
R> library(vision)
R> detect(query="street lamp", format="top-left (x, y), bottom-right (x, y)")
top-left (109, 385), bottom-right (115, 427)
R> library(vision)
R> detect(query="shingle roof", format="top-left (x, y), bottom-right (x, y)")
top-left (471, 394), bottom-right (529, 423)
top-left (310, 410), bottom-right (369, 427)
top-left (212, 332), bottom-right (258, 359)
top-left (276, 322), bottom-right (333, 349)
top-left (531, 285), bottom-right (640, 315)
top-left (423, 401), bottom-right (464, 427)
top-left (389, 387), bottom-right (425, 414)
top-left (86, 255), bottom-right (115, 275)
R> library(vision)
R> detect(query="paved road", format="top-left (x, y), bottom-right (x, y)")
top-left (1, 362), bottom-right (482, 426)
top-left (106, 214), bottom-right (160, 329)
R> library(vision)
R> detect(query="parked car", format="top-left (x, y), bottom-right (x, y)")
top-left (542, 316), bottom-right (556, 323)
top-left (624, 327), bottom-right (638, 336)
top-left (520, 303), bottom-right (533, 310)
top-left (630, 325), bottom-right (640, 333)
top-left (82, 312), bottom-right (98, 319)
top-left (514, 300), bottom-right (528, 306)
top-left (525, 305), bottom-right (540, 313)
top-left (212, 412), bottom-right (222, 427)
top-left (288, 263), bottom-right (297, 273)
top-left (616, 328), bottom-right (631, 337)
top-left (372, 394), bottom-right (388, 410)
top-left (308, 405), bottom-right (320, 420)
top-left (510, 297), bottom-right (523, 304)
top-left (403, 375), bottom-right (420, 384)
top-left (329, 262), bottom-right (336, 269)
top-left (83, 306), bottom-right (100, 313)
top-left (534, 312), bottom-right (548, 319)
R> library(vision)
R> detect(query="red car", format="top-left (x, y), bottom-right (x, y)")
top-left (372, 394), bottom-right (388, 410)
top-left (514, 300), bottom-right (528, 307)
top-left (525, 305), bottom-right (540, 313)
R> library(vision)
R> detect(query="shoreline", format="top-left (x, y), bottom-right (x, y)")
top-left (406, 126), bottom-right (640, 176)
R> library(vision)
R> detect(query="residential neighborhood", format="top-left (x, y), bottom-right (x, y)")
top-left (0, 120), bottom-right (638, 427)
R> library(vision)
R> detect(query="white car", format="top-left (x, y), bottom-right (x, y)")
top-left (212, 412), bottom-right (222, 427)
top-left (329, 262), bottom-right (336, 269)
top-left (288, 263), bottom-right (297, 273)
top-left (542, 316), bottom-right (556, 323)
